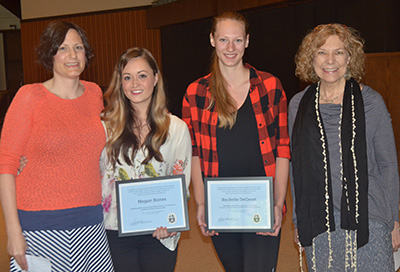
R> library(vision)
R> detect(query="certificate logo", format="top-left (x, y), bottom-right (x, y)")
top-left (168, 213), bottom-right (177, 224)
top-left (253, 213), bottom-right (261, 224)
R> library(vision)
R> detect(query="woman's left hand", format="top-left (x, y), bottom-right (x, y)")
top-left (392, 221), bottom-right (400, 252)
top-left (256, 205), bottom-right (282, 236)
top-left (152, 227), bottom-right (177, 240)
top-left (18, 156), bottom-right (28, 175)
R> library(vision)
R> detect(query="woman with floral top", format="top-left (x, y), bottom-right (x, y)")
top-left (101, 47), bottom-right (191, 271)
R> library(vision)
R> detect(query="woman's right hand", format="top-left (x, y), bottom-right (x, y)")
top-left (0, 174), bottom-right (28, 270)
top-left (152, 227), bottom-right (177, 240)
top-left (196, 203), bottom-right (218, 237)
top-left (8, 231), bottom-right (28, 270)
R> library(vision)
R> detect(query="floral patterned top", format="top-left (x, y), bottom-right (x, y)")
top-left (101, 115), bottom-right (191, 251)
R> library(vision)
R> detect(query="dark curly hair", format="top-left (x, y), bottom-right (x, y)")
top-left (36, 21), bottom-right (94, 71)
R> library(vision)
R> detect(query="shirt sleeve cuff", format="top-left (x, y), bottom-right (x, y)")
top-left (276, 146), bottom-right (291, 160)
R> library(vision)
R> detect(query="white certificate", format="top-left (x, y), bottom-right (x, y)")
top-left (13, 255), bottom-right (51, 272)
top-left (205, 177), bottom-right (274, 232)
top-left (116, 175), bottom-right (189, 237)
top-left (394, 250), bottom-right (400, 271)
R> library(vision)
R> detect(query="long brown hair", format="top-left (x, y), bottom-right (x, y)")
top-left (102, 47), bottom-right (170, 168)
top-left (209, 11), bottom-right (249, 129)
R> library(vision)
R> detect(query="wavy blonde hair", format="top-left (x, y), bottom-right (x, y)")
top-left (102, 47), bottom-right (170, 168)
top-left (209, 11), bottom-right (249, 129)
top-left (295, 24), bottom-right (365, 83)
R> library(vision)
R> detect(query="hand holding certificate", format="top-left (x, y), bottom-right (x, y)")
top-left (204, 177), bottom-right (274, 233)
top-left (116, 175), bottom-right (190, 237)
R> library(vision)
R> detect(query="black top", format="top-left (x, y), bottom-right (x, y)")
top-left (217, 93), bottom-right (265, 177)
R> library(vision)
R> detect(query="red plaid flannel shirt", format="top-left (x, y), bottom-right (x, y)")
top-left (182, 63), bottom-right (290, 179)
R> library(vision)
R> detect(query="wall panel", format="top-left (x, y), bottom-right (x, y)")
top-left (161, 0), bottom-right (400, 118)
top-left (21, 0), bottom-right (152, 19)
top-left (21, 8), bottom-right (161, 88)
top-left (364, 52), bottom-right (400, 162)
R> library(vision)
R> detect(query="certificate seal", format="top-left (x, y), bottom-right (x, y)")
top-left (253, 213), bottom-right (261, 224)
top-left (168, 213), bottom-right (177, 224)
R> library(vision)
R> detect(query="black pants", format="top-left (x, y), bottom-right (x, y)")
top-left (106, 230), bottom-right (177, 272)
top-left (211, 232), bottom-right (281, 272)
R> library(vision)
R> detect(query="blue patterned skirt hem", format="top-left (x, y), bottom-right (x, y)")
top-left (10, 222), bottom-right (114, 272)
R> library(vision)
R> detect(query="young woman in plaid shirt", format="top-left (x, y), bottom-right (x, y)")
top-left (182, 11), bottom-right (290, 272)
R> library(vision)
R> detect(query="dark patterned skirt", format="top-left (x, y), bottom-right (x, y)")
top-left (10, 206), bottom-right (114, 272)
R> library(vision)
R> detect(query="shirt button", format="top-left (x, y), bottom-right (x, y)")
top-left (261, 141), bottom-right (265, 144)
top-left (265, 160), bottom-right (268, 163)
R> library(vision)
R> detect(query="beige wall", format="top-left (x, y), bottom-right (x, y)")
top-left (0, 7), bottom-right (20, 30)
top-left (21, 0), bottom-right (153, 19)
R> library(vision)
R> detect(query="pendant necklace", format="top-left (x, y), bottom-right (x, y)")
top-left (320, 89), bottom-right (344, 103)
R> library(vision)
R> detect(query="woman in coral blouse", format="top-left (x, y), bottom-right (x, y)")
top-left (0, 21), bottom-right (113, 271)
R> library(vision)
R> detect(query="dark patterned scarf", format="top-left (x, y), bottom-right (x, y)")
top-left (292, 78), bottom-right (369, 248)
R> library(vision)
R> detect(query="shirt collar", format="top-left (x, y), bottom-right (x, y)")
top-left (244, 63), bottom-right (263, 91)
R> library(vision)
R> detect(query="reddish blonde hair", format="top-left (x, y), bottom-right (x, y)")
top-left (209, 11), bottom-right (249, 128)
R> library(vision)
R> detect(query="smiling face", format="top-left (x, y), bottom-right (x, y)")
top-left (210, 19), bottom-right (249, 69)
top-left (122, 57), bottom-right (159, 112)
top-left (313, 35), bottom-right (350, 87)
top-left (52, 29), bottom-right (86, 79)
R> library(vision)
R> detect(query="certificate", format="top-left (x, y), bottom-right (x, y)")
top-left (116, 175), bottom-right (189, 237)
top-left (394, 250), bottom-right (400, 271)
top-left (204, 177), bottom-right (274, 232)
top-left (13, 255), bottom-right (51, 272)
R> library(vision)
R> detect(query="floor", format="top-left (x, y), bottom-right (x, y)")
top-left (174, 184), bottom-right (306, 272)
top-left (0, 184), bottom-right (306, 272)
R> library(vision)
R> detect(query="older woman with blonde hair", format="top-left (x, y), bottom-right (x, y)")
top-left (289, 23), bottom-right (399, 271)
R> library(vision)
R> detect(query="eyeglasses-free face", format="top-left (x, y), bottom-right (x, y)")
top-left (210, 19), bottom-right (249, 69)
top-left (121, 57), bottom-right (159, 113)
top-left (313, 35), bottom-right (350, 87)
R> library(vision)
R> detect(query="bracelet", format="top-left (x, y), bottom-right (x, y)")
top-left (394, 228), bottom-right (400, 230)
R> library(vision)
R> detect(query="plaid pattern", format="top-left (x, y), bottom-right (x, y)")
top-left (182, 63), bottom-right (290, 179)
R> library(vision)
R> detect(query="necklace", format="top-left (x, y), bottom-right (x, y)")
top-left (133, 123), bottom-right (148, 129)
top-left (319, 88), bottom-right (345, 103)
